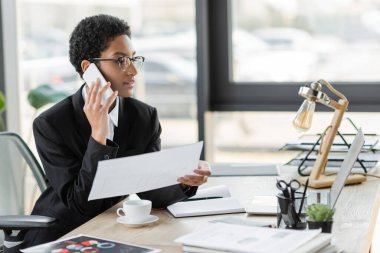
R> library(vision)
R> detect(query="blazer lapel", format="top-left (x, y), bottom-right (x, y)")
top-left (72, 84), bottom-right (91, 147)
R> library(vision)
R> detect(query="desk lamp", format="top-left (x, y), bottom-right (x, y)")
top-left (293, 79), bottom-right (366, 188)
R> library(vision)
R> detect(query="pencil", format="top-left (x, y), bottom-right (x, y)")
top-left (298, 178), bottom-right (309, 216)
top-left (183, 197), bottom-right (223, 202)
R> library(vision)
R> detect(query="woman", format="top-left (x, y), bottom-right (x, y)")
top-left (23, 14), bottom-right (211, 247)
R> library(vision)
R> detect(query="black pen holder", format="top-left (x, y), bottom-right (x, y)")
top-left (276, 192), bottom-right (307, 230)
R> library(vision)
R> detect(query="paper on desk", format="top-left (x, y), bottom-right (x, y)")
top-left (187, 185), bottom-right (231, 199)
top-left (175, 223), bottom-right (321, 253)
top-left (88, 142), bottom-right (203, 201)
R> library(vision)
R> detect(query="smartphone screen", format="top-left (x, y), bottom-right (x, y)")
top-left (82, 63), bottom-right (113, 105)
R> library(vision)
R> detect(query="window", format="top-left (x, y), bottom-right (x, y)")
top-left (18, 0), bottom-right (197, 147)
top-left (203, 0), bottom-right (380, 112)
top-left (144, 61), bottom-right (168, 72)
top-left (232, 0), bottom-right (380, 83)
top-left (206, 111), bottom-right (380, 163)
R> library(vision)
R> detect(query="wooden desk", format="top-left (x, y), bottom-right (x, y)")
top-left (64, 166), bottom-right (380, 253)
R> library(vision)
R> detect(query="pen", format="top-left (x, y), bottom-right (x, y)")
top-left (298, 178), bottom-right (309, 216)
top-left (261, 224), bottom-right (276, 228)
top-left (183, 197), bottom-right (223, 202)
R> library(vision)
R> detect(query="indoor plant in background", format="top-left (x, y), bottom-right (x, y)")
top-left (0, 91), bottom-right (5, 131)
top-left (306, 203), bottom-right (335, 233)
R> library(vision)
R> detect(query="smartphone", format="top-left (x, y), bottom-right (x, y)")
top-left (82, 63), bottom-right (113, 105)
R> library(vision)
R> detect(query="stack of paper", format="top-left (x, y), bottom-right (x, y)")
top-left (281, 134), bottom-right (379, 152)
top-left (175, 223), bottom-right (332, 253)
top-left (167, 185), bottom-right (245, 218)
top-left (287, 151), bottom-right (380, 169)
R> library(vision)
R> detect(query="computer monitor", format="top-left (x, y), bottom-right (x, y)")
top-left (328, 128), bottom-right (364, 208)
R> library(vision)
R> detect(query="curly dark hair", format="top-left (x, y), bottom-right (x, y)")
top-left (69, 14), bottom-right (131, 77)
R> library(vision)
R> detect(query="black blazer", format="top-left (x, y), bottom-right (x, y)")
top-left (23, 85), bottom-right (196, 246)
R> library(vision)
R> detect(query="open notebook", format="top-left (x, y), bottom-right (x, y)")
top-left (167, 185), bottom-right (245, 218)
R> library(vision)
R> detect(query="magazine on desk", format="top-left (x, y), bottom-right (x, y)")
top-left (167, 185), bottom-right (245, 218)
top-left (21, 234), bottom-right (161, 253)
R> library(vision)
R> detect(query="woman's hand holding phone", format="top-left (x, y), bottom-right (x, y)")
top-left (83, 79), bottom-right (118, 145)
top-left (83, 63), bottom-right (114, 105)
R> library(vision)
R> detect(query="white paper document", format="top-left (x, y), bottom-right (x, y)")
top-left (175, 223), bottom-right (321, 253)
top-left (88, 142), bottom-right (203, 201)
top-left (187, 185), bottom-right (231, 199)
top-left (245, 195), bottom-right (278, 215)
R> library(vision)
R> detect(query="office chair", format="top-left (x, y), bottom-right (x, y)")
top-left (0, 132), bottom-right (55, 253)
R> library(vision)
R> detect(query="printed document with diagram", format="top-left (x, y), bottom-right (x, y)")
top-left (88, 142), bottom-right (203, 200)
top-left (175, 223), bottom-right (325, 253)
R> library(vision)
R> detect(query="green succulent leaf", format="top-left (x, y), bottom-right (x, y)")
top-left (306, 203), bottom-right (335, 221)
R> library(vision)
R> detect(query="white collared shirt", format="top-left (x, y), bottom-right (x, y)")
top-left (82, 86), bottom-right (119, 141)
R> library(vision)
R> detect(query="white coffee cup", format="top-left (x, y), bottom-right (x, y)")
top-left (116, 199), bottom-right (152, 223)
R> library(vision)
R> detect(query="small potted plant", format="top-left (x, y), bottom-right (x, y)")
top-left (306, 203), bottom-right (335, 233)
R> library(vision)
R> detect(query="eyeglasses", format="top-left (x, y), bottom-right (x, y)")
top-left (89, 56), bottom-right (145, 72)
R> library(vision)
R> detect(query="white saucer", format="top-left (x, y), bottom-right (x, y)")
top-left (116, 215), bottom-right (159, 227)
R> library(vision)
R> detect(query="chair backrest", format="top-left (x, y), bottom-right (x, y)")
top-left (0, 132), bottom-right (47, 246)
